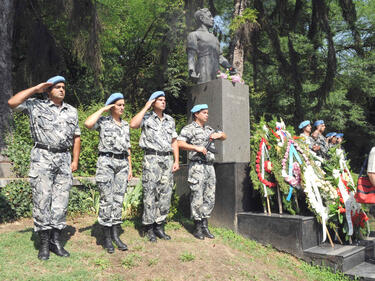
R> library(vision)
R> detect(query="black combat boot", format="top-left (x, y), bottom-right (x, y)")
top-left (154, 221), bottom-right (171, 240)
top-left (50, 228), bottom-right (70, 257)
top-left (111, 224), bottom-right (128, 251)
top-left (38, 230), bottom-right (50, 260)
top-left (202, 218), bottom-right (215, 239)
top-left (193, 220), bottom-right (204, 240)
top-left (103, 226), bottom-right (115, 254)
top-left (145, 224), bottom-right (157, 243)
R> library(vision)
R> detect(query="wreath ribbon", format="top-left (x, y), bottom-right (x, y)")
top-left (286, 144), bottom-right (302, 201)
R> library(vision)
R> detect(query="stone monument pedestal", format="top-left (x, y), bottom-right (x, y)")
top-left (175, 78), bottom-right (251, 231)
top-left (188, 78), bottom-right (250, 163)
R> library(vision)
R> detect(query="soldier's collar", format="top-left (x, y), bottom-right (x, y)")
top-left (47, 99), bottom-right (67, 109)
top-left (192, 121), bottom-right (204, 128)
top-left (151, 110), bottom-right (165, 119)
top-left (110, 115), bottom-right (124, 125)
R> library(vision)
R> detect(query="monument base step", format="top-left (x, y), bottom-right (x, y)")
top-left (344, 262), bottom-right (375, 280)
top-left (237, 212), bottom-right (321, 258)
top-left (303, 243), bottom-right (365, 272)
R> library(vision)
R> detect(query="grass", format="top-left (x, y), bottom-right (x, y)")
top-left (121, 253), bottom-right (142, 269)
top-left (178, 251), bottom-right (195, 262)
top-left (0, 216), bottom-right (355, 281)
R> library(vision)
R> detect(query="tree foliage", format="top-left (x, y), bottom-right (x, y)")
top-left (4, 0), bottom-right (375, 170)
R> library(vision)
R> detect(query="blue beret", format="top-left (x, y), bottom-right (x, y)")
top-left (105, 93), bottom-right (124, 106)
top-left (47, 75), bottom-right (65, 85)
top-left (191, 104), bottom-right (208, 113)
top-left (326, 132), bottom-right (336, 138)
top-left (336, 133), bottom-right (344, 138)
top-left (314, 120), bottom-right (324, 127)
top-left (298, 120), bottom-right (310, 129)
top-left (148, 91), bottom-right (165, 102)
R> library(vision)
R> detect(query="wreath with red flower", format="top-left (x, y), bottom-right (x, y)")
top-left (255, 138), bottom-right (277, 188)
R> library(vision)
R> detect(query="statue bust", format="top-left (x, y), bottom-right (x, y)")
top-left (187, 8), bottom-right (235, 84)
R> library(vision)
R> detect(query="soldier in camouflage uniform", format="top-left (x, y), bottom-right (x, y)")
top-left (85, 93), bottom-right (132, 253)
top-left (8, 76), bottom-right (81, 260)
top-left (312, 120), bottom-right (329, 159)
top-left (177, 104), bottom-right (226, 240)
top-left (130, 91), bottom-right (179, 242)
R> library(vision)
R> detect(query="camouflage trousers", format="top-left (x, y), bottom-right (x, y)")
top-left (142, 154), bottom-right (173, 225)
top-left (96, 155), bottom-right (129, 227)
top-left (29, 148), bottom-right (73, 232)
top-left (188, 162), bottom-right (216, 221)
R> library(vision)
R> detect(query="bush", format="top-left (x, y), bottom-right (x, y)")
top-left (5, 102), bottom-right (144, 177)
top-left (0, 180), bottom-right (99, 223)
top-left (76, 103), bottom-right (144, 176)
top-left (0, 180), bottom-right (33, 222)
top-left (5, 113), bottom-right (33, 177)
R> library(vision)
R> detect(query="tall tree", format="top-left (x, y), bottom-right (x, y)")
top-left (0, 0), bottom-right (14, 151)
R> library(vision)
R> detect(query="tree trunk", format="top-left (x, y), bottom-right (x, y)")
top-left (0, 0), bottom-right (14, 152)
top-left (232, 0), bottom-right (246, 77)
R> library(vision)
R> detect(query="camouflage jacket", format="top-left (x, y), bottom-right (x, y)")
top-left (94, 116), bottom-right (131, 154)
top-left (15, 98), bottom-right (80, 149)
top-left (139, 111), bottom-right (177, 152)
top-left (178, 121), bottom-right (215, 162)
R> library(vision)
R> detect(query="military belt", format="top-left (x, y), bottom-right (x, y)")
top-left (99, 152), bottom-right (129, 159)
top-left (144, 149), bottom-right (173, 156)
top-left (190, 159), bottom-right (213, 165)
top-left (35, 143), bottom-right (69, 153)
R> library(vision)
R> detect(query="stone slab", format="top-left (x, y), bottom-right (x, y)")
top-left (188, 78), bottom-right (250, 163)
top-left (237, 212), bottom-right (321, 258)
top-left (304, 244), bottom-right (365, 272)
top-left (358, 237), bottom-right (375, 261)
top-left (345, 262), bottom-right (375, 280)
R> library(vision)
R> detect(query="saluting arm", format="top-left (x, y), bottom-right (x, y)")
top-left (129, 99), bottom-right (155, 129)
top-left (8, 82), bottom-right (53, 109)
top-left (84, 104), bottom-right (114, 129)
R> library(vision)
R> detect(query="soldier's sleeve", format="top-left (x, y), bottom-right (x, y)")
top-left (13, 98), bottom-right (36, 113)
top-left (126, 122), bottom-right (131, 148)
top-left (93, 116), bottom-right (104, 130)
top-left (140, 112), bottom-right (150, 128)
top-left (171, 119), bottom-right (178, 139)
top-left (177, 126), bottom-right (190, 142)
top-left (73, 110), bottom-right (81, 136)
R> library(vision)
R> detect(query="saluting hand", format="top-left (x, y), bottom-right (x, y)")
top-left (145, 99), bottom-right (155, 110)
top-left (34, 82), bottom-right (54, 94)
top-left (103, 104), bottom-right (115, 112)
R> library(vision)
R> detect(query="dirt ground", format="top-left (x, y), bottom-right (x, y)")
top-left (0, 214), bottom-right (312, 281)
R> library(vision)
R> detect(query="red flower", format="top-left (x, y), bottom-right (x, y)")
top-left (339, 198), bottom-right (344, 204)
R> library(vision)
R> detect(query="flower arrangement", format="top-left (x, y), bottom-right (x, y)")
top-left (250, 117), bottom-right (368, 242)
top-left (217, 68), bottom-right (244, 84)
top-left (255, 138), bottom-right (276, 188)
